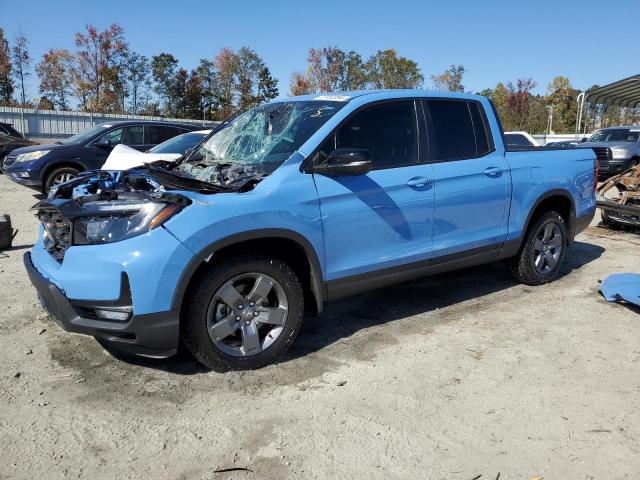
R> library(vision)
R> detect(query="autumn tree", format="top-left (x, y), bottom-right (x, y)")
top-left (11, 33), bottom-right (31, 106)
top-left (124, 52), bottom-right (150, 114)
top-left (214, 48), bottom-right (239, 119)
top-left (547, 76), bottom-right (578, 133)
top-left (36, 49), bottom-right (73, 110)
top-left (74, 23), bottom-right (129, 112)
top-left (506, 78), bottom-right (537, 131)
top-left (364, 49), bottom-right (423, 89)
top-left (0, 28), bottom-right (13, 105)
top-left (307, 46), bottom-right (344, 92)
top-left (431, 64), bottom-right (465, 92)
top-left (289, 71), bottom-right (313, 96)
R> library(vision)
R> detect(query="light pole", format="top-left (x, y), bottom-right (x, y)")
top-left (546, 105), bottom-right (554, 135)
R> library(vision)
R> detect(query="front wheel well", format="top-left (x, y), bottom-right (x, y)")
top-left (182, 237), bottom-right (323, 317)
top-left (41, 161), bottom-right (85, 185)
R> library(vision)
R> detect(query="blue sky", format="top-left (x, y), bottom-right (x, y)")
top-left (1, 0), bottom-right (637, 103)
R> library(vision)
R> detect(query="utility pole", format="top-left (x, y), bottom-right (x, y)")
top-left (546, 105), bottom-right (554, 135)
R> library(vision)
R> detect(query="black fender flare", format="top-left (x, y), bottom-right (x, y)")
top-left (501, 189), bottom-right (577, 258)
top-left (171, 228), bottom-right (325, 315)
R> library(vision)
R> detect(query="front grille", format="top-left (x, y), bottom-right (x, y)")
top-left (37, 208), bottom-right (71, 261)
top-left (592, 147), bottom-right (612, 162)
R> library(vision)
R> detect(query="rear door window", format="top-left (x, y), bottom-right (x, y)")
top-left (148, 126), bottom-right (183, 145)
top-left (320, 101), bottom-right (418, 170)
top-left (122, 126), bottom-right (144, 145)
top-left (424, 100), bottom-right (491, 161)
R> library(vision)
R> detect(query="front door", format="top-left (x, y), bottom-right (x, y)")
top-left (312, 100), bottom-right (435, 285)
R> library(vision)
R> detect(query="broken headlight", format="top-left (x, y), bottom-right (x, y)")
top-left (73, 202), bottom-right (182, 245)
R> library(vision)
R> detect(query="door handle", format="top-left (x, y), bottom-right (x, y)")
top-left (483, 166), bottom-right (502, 178)
top-left (406, 176), bottom-right (432, 189)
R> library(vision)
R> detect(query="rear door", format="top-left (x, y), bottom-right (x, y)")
top-left (424, 99), bottom-right (510, 260)
top-left (312, 100), bottom-right (435, 284)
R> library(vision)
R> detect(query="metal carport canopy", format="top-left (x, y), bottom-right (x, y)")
top-left (576, 74), bottom-right (640, 136)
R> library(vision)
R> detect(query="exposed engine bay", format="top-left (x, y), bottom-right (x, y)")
top-left (597, 165), bottom-right (640, 227)
top-left (33, 163), bottom-right (266, 261)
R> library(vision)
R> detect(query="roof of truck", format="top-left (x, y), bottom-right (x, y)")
top-left (279, 89), bottom-right (484, 103)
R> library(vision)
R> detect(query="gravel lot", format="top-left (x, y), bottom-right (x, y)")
top-left (1, 173), bottom-right (639, 480)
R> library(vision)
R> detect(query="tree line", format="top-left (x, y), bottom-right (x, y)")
top-left (0, 24), bottom-right (637, 131)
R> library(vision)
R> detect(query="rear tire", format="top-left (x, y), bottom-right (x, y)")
top-left (182, 254), bottom-right (304, 371)
top-left (511, 211), bottom-right (568, 285)
top-left (44, 167), bottom-right (79, 193)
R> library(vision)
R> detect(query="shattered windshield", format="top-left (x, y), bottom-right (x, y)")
top-left (174, 101), bottom-right (345, 182)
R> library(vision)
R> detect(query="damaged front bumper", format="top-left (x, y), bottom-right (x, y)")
top-left (24, 252), bottom-right (180, 357)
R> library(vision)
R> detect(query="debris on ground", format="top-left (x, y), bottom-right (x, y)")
top-left (0, 214), bottom-right (18, 251)
top-left (597, 165), bottom-right (640, 228)
top-left (599, 273), bottom-right (640, 307)
top-left (37, 328), bottom-right (46, 335)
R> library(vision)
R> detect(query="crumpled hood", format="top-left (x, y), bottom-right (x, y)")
top-left (101, 144), bottom-right (181, 170)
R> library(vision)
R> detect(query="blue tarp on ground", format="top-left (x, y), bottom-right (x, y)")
top-left (600, 273), bottom-right (640, 307)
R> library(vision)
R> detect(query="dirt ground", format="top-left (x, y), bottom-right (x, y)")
top-left (1, 173), bottom-right (639, 480)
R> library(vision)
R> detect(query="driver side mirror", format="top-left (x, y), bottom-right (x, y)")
top-left (95, 138), bottom-right (113, 149)
top-left (580, 137), bottom-right (588, 143)
top-left (312, 148), bottom-right (373, 176)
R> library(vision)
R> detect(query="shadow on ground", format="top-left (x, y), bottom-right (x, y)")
top-left (100, 240), bottom-right (605, 374)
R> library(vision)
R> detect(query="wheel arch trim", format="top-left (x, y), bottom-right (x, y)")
top-left (171, 228), bottom-right (325, 315)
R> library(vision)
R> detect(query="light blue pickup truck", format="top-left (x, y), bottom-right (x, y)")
top-left (24, 90), bottom-right (597, 370)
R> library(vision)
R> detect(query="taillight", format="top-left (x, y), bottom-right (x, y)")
top-left (594, 159), bottom-right (599, 191)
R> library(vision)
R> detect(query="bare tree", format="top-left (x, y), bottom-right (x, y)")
top-left (11, 32), bottom-right (30, 106)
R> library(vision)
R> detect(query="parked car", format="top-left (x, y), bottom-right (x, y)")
top-left (545, 140), bottom-right (579, 148)
top-left (24, 90), bottom-right (596, 370)
top-left (576, 126), bottom-right (640, 178)
top-left (0, 122), bottom-right (35, 171)
top-left (2, 120), bottom-right (202, 192)
top-left (504, 131), bottom-right (538, 147)
top-left (101, 130), bottom-right (211, 170)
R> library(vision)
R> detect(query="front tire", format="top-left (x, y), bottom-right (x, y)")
top-left (511, 211), bottom-right (568, 285)
top-left (182, 254), bottom-right (304, 371)
top-left (44, 167), bottom-right (80, 193)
